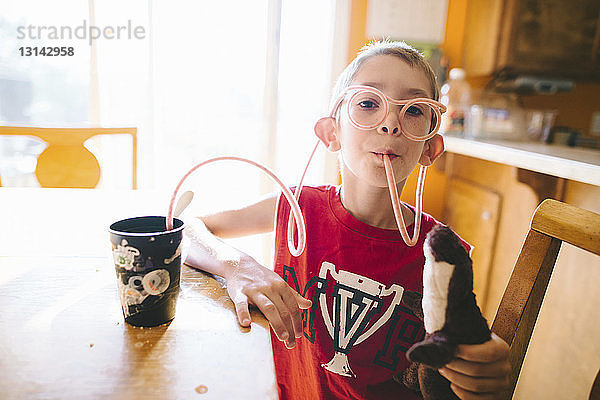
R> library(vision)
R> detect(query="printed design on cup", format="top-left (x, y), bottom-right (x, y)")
top-left (164, 241), bottom-right (182, 265)
top-left (113, 239), bottom-right (141, 271)
top-left (120, 275), bottom-right (149, 311)
top-left (117, 269), bottom-right (171, 317)
top-left (142, 269), bottom-right (170, 295)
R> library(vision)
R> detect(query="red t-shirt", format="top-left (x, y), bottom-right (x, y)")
top-left (272, 185), bottom-right (463, 400)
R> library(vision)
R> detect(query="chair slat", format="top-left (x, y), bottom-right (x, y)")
top-left (491, 231), bottom-right (561, 399)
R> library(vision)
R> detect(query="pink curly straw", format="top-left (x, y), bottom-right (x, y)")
top-left (383, 155), bottom-right (425, 246)
top-left (167, 144), bottom-right (425, 258)
top-left (285, 140), bottom-right (320, 250)
top-left (166, 156), bottom-right (307, 257)
top-left (285, 140), bottom-right (425, 248)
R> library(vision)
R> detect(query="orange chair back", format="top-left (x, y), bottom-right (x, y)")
top-left (0, 126), bottom-right (137, 188)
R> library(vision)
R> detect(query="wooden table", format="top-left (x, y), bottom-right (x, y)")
top-left (0, 188), bottom-right (277, 399)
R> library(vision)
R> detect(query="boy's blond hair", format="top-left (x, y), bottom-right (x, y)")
top-left (331, 40), bottom-right (440, 112)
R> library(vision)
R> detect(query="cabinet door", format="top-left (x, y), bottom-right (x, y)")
top-left (442, 178), bottom-right (501, 314)
top-left (464, 0), bottom-right (600, 79)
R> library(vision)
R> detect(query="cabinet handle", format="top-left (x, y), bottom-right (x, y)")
top-left (482, 211), bottom-right (492, 221)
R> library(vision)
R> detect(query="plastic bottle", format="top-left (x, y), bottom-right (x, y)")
top-left (440, 68), bottom-right (471, 136)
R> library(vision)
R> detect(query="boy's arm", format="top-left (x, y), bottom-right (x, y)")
top-left (184, 194), bottom-right (278, 277)
top-left (184, 194), bottom-right (311, 349)
top-left (200, 194), bottom-right (278, 239)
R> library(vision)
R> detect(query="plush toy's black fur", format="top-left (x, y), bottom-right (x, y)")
top-left (395, 225), bottom-right (491, 400)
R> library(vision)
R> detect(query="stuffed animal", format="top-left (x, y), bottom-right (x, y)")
top-left (395, 224), bottom-right (491, 400)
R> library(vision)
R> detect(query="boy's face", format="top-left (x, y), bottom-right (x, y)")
top-left (336, 55), bottom-right (434, 188)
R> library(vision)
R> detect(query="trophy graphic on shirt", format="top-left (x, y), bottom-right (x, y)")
top-left (318, 262), bottom-right (404, 378)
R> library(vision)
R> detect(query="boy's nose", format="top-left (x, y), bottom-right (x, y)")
top-left (377, 109), bottom-right (401, 135)
top-left (380, 126), bottom-right (399, 135)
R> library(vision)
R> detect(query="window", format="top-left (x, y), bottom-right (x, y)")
top-left (0, 0), bottom-right (89, 185)
top-left (2, 0), bottom-right (344, 264)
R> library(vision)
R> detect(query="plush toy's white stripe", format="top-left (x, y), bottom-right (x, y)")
top-left (422, 242), bottom-right (455, 333)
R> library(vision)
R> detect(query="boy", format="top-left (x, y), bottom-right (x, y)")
top-left (184, 41), bottom-right (510, 399)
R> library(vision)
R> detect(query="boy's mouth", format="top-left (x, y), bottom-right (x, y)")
top-left (372, 151), bottom-right (398, 161)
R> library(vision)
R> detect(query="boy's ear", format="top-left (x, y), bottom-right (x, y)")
top-left (314, 117), bottom-right (340, 152)
top-left (419, 134), bottom-right (445, 166)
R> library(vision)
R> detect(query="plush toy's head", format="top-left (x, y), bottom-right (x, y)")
top-left (396, 224), bottom-right (491, 400)
top-left (424, 224), bottom-right (473, 296)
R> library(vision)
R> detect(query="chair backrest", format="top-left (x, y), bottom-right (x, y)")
top-left (591, 372), bottom-right (600, 400)
top-left (0, 126), bottom-right (137, 188)
top-left (491, 199), bottom-right (600, 400)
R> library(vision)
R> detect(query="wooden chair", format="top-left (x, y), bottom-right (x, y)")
top-left (491, 199), bottom-right (600, 399)
top-left (0, 126), bottom-right (137, 188)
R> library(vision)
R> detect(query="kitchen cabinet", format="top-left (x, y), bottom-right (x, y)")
top-left (463, 0), bottom-right (600, 80)
top-left (441, 178), bottom-right (500, 311)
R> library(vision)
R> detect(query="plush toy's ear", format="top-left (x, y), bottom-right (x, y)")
top-left (419, 134), bottom-right (444, 166)
top-left (314, 117), bottom-right (340, 152)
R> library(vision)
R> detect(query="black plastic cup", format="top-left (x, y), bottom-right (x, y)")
top-left (109, 216), bottom-right (185, 327)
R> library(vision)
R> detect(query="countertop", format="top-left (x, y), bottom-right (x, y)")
top-left (443, 135), bottom-right (600, 186)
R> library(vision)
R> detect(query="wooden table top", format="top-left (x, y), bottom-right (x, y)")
top-left (0, 188), bottom-right (277, 399)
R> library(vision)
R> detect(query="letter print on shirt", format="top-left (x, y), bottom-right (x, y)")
top-left (318, 261), bottom-right (404, 378)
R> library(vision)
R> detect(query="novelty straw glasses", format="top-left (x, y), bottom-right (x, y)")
top-left (330, 85), bottom-right (446, 140)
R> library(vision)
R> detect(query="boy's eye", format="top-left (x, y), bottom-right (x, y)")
top-left (357, 100), bottom-right (379, 109)
top-left (405, 105), bottom-right (425, 117)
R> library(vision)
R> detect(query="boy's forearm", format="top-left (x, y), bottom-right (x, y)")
top-left (184, 217), bottom-right (253, 280)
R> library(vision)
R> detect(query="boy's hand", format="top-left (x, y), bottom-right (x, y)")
top-left (438, 333), bottom-right (511, 399)
top-left (225, 257), bottom-right (312, 348)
